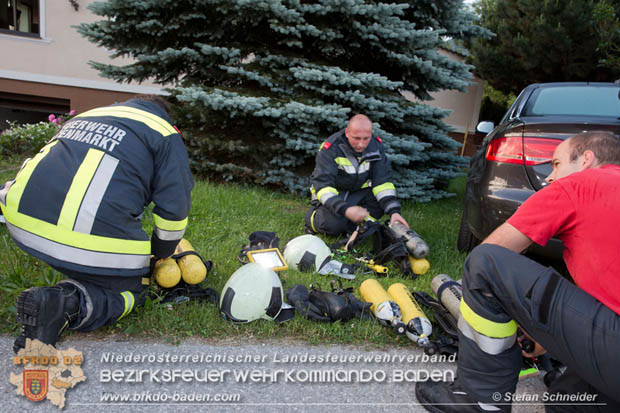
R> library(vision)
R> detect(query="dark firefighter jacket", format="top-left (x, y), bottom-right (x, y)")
top-left (0, 99), bottom-right (193, 277)
top-left (310, 129), bottom-right (401, 217)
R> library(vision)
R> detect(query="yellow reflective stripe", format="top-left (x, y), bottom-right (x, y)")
top-left (361, 180), bottom-right (371, 189)
top-left (117, 291), bottom-right (135, 321)
top-left (7, 213), bottom-right (150, 253)
top-left (76, 106), bottom-right (176, 137)
top-left (316, 187), bottom-right (339, 200)
top-left (310, 210), bottom-right (318, 233)
top-left (372, 182), bottom-right (396, 196)
top-left (153, 213), bottom-right (188, 231)
top-left (334, 157), bottom-right (353, 166)
top-left (460, 299), bottom-right (517, 338)
top-left (5, 141), bottom-right (58, 211)
top-left (4, 140), bottom-right (148, 254)
top-left (57, 149), bottom-right (104, 229)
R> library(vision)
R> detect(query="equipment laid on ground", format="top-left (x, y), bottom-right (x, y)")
top-left (389, 221), bottom-right (430, 258)
top-left (409, 256), bottom-right (431, 275)
top-left (219, 263), bottom-right (294, 323)
top-left (237, 231), bottom-right (280, 263)
top-left (387, 283), bottom-right (433, 349)
top-left (336, 220), bottom-right (431, 278)
top-left (283, 234), bottom-right (332, 271)
top-left (153, 238), bottom-right (212, 288)
top-left (154, 258), bottom-right (182, 288)
top-left (430, 274), bottom-right (462, 321)
top-left (284, 234), bottom-right (359, 279)
top-left (174, 239), bottom-right (208, 284)
top-left (285, 280), bottom-right (372, 323)
top-left (360, 279), bottom-right (406, 335)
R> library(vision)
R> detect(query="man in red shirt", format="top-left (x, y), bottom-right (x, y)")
top-left (416, 131), bottom-right (620, 412)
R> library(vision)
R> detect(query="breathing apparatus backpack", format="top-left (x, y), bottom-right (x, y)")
top-left (286, 280), bottom-right (373, 323)
top-left (151, 239), bottom-right (217, 305)
top-left (333, 221), bottom-right (419, 277)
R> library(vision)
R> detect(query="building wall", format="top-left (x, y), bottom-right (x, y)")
top-left (0, 0), bottom-right (161, 126)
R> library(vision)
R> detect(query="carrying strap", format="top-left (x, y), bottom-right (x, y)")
top-left (172, 250), bottom-right (214, 273)
top-left (156, 281), bottom-right (220, 305)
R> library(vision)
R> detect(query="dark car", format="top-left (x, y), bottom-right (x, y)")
top-left (458, 82), bottom-right (620, 259)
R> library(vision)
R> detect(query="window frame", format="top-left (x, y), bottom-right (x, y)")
top-left (0, 0), bottom-right (44, 40)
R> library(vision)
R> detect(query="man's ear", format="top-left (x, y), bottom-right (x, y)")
top-left (582, 150), bottom-right (597, 169)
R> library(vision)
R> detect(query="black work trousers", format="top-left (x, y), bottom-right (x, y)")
top-left (56, 270), bottom-right (147, 332)
top-left (305, 188), bottom-right (383, 235)
top-left (458, 244), bottom-right (620, 412)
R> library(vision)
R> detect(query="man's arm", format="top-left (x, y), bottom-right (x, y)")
top-left (482, 222), bottom-right (533, 253)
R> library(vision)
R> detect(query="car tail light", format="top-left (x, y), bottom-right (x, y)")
top-left (486, 137), bottom-right (561, 166)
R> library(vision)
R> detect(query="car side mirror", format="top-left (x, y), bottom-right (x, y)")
top-left (476, 121), bottom-right (495, 134)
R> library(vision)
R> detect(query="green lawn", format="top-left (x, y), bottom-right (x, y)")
top-left (0, 158), bottom-right (468, 348)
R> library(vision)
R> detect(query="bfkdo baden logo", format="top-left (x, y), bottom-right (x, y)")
top-left (10, 339), bottom-right (86, 409)
top-left (24, 370), bottom-right (49, 402)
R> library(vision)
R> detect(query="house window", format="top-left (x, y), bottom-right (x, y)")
top-left (0, 0), bottom-right (41, 38)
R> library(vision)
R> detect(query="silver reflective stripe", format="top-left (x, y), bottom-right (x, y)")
top-left (338, 164), bottom-right (357, 174)
top-left (383, 201), bottom-right (400, 212)
top-left (0, 180), bottom-right (12, 205)
top-left (74, 154), bottom-right (119, 234)
top-left (58, 279), bottom-right (93, 330)
top-left (375, 188), bottom-right (397, 200)
top-left (359, 162), bottom-right (370, 174)
top-left (458, 314), bottom-right (517, 355)
top-left (319, 191), bottom-right (337, 203)
top-left (6, 222), bottom-right (149, 269)
top-left (154, 227), bottom-right (185, 241)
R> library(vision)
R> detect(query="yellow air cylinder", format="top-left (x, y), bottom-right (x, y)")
top-left (175, 239), bottom-right (207, 285)
top-left (387, 283), bottom-right (433, 347)
top-left (154, 258), bottom-right (182, 288)
top-left (409, 256), bottom-right (430, 275)
top-left (360, 279), bottom-right (405, 334)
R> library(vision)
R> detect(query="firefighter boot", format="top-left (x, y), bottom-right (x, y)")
top-left (415, 379), bottom-right (510, 413)
top-left (14, 284), bottom-right (80, 353)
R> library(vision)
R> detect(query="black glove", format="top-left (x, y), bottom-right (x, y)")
top-left (286, 284), bottom-right (331, 322)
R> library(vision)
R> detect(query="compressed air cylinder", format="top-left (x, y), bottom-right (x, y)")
top-left (175, 239), bottom-right (207, 285)
top-left (387, 283), bottom-right (433, 347)
top-left (389, 221), bottom-right (430, 258)
top-left (408, 256), bottom-right (430, 275)
top-left (430, 274), bottom-right (463, 320)
top-left (154, 258), bottom-right (182, 288)
top-left (360, 279), bottom-right (406, 335)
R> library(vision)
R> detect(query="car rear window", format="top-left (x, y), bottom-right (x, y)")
top-left (523, 85), bottom-right (620, 117)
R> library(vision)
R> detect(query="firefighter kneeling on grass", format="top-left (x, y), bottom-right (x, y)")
top-left (305, 114), bottom-right (410, 235)
top-left (0, 95), bottom-right (193, 353)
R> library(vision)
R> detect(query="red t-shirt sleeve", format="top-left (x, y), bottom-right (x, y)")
top-left (507, 182), bottom-right (576, 246)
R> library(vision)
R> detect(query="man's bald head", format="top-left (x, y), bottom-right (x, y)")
top-left (345, 114), bottom-right (373, 153)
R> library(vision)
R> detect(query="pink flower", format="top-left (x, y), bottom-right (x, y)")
top-left (52, 118), bottom-right (60, 125)
top-left (48, 114), bottom-right (56, 122)
top-left (69, 110), bottom-right (76, 116)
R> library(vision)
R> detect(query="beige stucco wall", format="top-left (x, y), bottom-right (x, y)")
top-left (402, 49), bottom-right (484, 134)
top-left (0, 0), bottom-right (161, 94)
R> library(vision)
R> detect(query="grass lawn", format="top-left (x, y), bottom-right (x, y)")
top-left (0, 157), bottom-right (469, 348)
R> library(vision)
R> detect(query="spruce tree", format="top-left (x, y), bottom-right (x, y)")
top-left (77, 0), bottom-right (485, 201)
top-left (470, 0), bottom-right (620, 95)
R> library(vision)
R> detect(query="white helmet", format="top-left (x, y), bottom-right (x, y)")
top-left (283, 234), bottom-right (331, 271)
top-left (219, 263), bottom-right (294, 323)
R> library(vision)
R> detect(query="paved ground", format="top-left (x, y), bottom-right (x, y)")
top-left (1, 335), bottom-right (549, 412)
